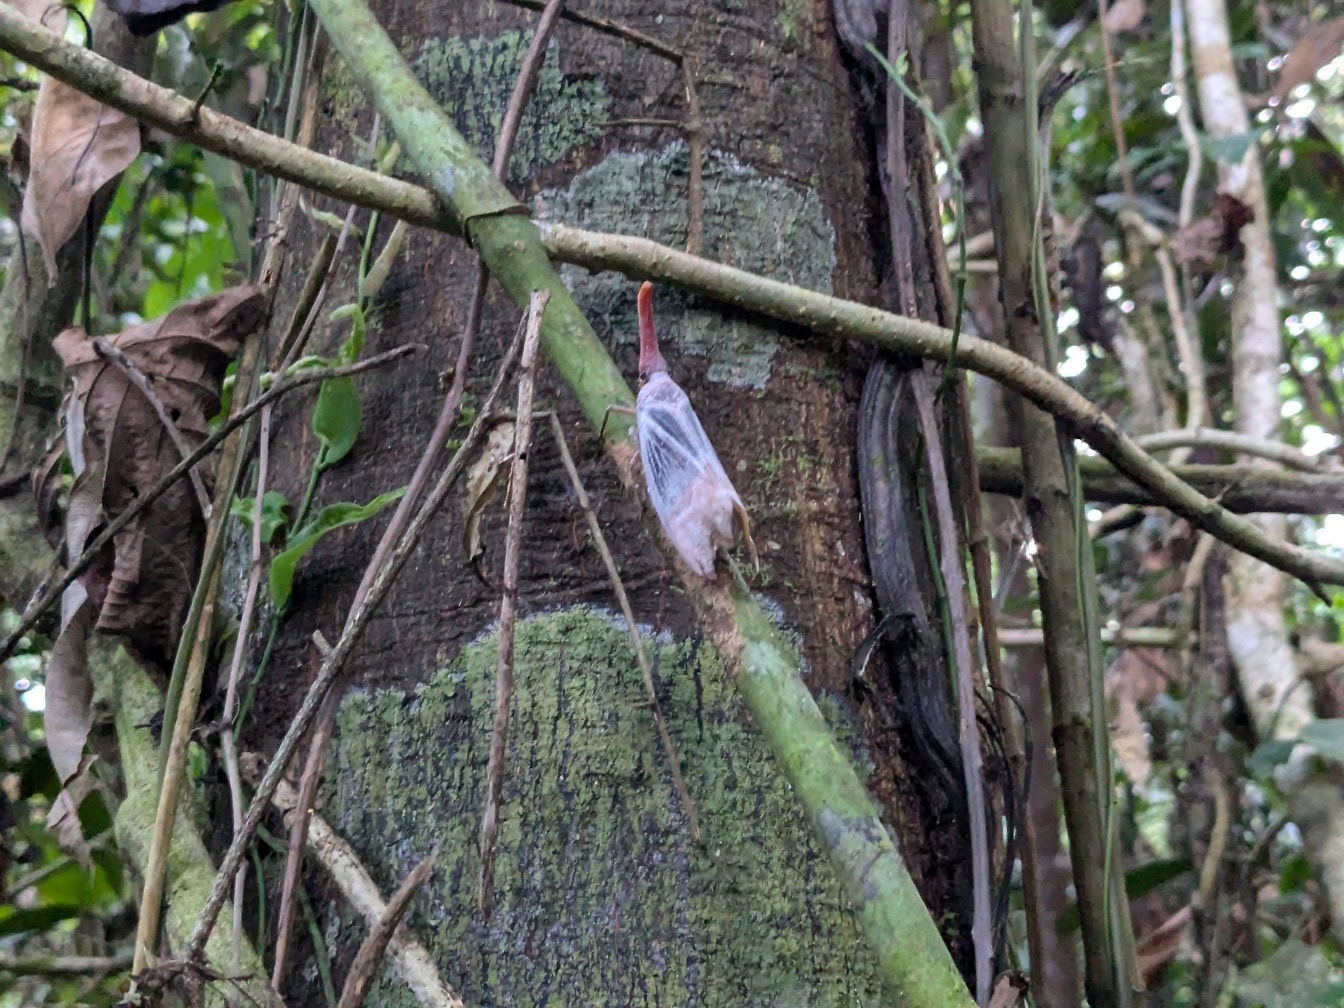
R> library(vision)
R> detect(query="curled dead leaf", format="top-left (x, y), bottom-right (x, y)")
top-left (462, 421), bottom-right (515, 567)
top-left (46, 754), bottom-right (98, 868)
top-left (46, 286), bottom-right (264, 672)
top-left (1273, 17), bottom-right (1344, 106)
top-left (20, 76), bottom-right (140, 284)
top-left (1171, 192), bottom-right (1254, 270)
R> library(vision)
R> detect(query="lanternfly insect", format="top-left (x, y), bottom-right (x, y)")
top-left (631, 281), bottom-right (756, 577)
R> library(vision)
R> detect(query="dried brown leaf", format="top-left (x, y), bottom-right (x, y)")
top-left (461, 421), bottom-right (514, 565)
top-left (1171, 193), bottom-right (1254, 269)
top-left (1273, 17), bottom-right (1344, 105)
top-left (20, 77), bottom-right (139, 283)
top-left (51, 286), bottom-right (264, 670)
top-left (46, 756), bottom-right (97, 868)
top-left (987, 971), bottom-right (1029, 1008)
top-left (44, 590), bottom-right (94, 785)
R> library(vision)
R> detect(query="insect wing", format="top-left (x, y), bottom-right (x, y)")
top-left (637, 382), bottom-right (729, 521)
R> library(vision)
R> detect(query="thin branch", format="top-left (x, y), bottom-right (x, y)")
top-left (912, 374), bottom-right (992, 1003)
top-left (541, 224), bottom-right (1344, 590)
top-left (500, 0), bottom-right (683, 61)
top-left (998, 626), bottom-right (1187, 648)
top-left (548, 411), bottom-right (700, 841)
top-left (0, 952), bottom-right (131, 976)
top-left (337, 848), bottom-right (440, 1008)
top-left (0, 345), bottom-right (421, 664)
top-left (478, 291), bottom-right (547, 915)
top-left (276, 3), bottom-right (569, 970)
top-left (976, 445), bottom-right (1344, 514)
top-left (1134, 427), bottom-right (1331, 472)
top-left (244, 756), bottom-right (466, 1008)
top-left (273, 112), bottom-right (386, 989)
top-left (184, 318), bottom-right (524, 962)
top-left (219, 396), bottom-right (271, 978)
top-left (11, 7), bottom-right (1341, 588)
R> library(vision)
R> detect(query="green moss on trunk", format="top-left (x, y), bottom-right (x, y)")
top-left (325, 607), bottom-right (883, 1006)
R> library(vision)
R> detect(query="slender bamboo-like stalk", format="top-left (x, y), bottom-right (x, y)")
top-left (966, 0), bottom-right (1130, 1003)
top-left (293, 0), bottom-right (973, 1001)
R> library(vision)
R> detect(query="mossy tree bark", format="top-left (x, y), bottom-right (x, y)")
top-left (242, 2), bottom-right (970, 1003)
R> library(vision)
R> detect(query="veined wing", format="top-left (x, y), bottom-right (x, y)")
top-left (637, 382), bottom-right (738, 519)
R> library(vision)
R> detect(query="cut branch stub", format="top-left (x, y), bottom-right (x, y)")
top-left (46, 285), bottom-right (264, 672)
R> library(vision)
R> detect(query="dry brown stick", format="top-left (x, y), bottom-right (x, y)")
top-left (0, 952), bottom-right (133, 977)
top-left (272, 232), bottom-right (338, 370)
top-left (184, 317), bottom-right (525, 962)
top-left (243, 758), bottom-right (466, 1008)
top-left (0, 345), bottom-right (420, 664)
top-left (90, 336), bottom-right (213, 519)
top-left (681, 60), bottom-right (705, 257)
top-left (337, 847), bottom-right (440, 1008)
top-left (501, 0), bottom-right (682, 61)
top-left (548, 411), bottom-right (701, 841)
top-left (911, 375), bottom-right (992, 1003)
top-left (272, 113), bottom-right (388, 989)
top-left (132, 592), bottom-right (218, 970)
top-left (276, 1), bottom-right (568, 963)
top-left (477, 290), bottom-right (547, 915)
top-left (219, 399), bottom-right (272, 978)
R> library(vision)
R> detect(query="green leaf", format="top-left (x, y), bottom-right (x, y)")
top-left (1201, 131), bottom-right (1255, 166)
top-left (268, 489), bottom-right (405, 610)
top-left (231, 490), bottom-right (291, 547)
top-left (0, 904), bottom-right (83, 938)
top-left (1249, 738), bottom-right (1298, 779)
top-left (313, 376), bottom-right (362, 470)
top-left (1298, 719), bottom-right (1344, 764)
top-left (330, 302), bottom-right (366, 362)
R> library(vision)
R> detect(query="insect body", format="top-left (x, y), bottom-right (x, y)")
top-left (634, 282), bottom-right (754, 577)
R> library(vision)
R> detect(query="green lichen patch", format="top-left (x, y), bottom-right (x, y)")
top-left (324, 607), bottom-right (882, 1006)
top-left (411, 33), bottom-right (610, 184)
top-left (537, 143), bottom-right (837, 389)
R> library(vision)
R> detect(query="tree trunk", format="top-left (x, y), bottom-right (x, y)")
top-left (228, 2), bottom-right (967, 1004)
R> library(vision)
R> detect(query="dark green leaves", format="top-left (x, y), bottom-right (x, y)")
top-left (268, 488), bottom-right (404, 610)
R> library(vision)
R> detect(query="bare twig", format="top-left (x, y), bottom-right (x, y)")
top-left (0, 952), bottom-right (132, 976)
top-left (477, 290), bottom-right (547, 914)
top-left (681, 60), bottom-right (705, 257)
top-left (0, 345), bottom-right (421, 664)
top-left (501, 0), bottom-right (682, 61)
top-left (91, 336), bottom-right (213, 519)
top-left (541, 223), bottom-right (1344, 590)
top-left (1135, 427), bottom-right (1331, 472)
top-left (132, 592), bottom-right (218, 970)
top-left (245, 758), bottom-right (466, 1008)
top-left (548, 411), bottom-right (700, 840)
top-left (912, 374), bottom-right (991, 1003)
top-left (184, 315), bottom-right (524, 962)
top-left (1096, 0), bottom-right (1137, 209)
top-left (337, 847), bottom-right (440, 1008)
top-left (273, 112), bottom-right (386, 988)
top-left (276, 3), bottom-right (567, 967)
top-left (219, 398), bottom-right (271, 977)
top-left (272, 232), bottom-right (338, 369)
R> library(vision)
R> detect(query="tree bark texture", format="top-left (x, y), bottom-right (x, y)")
top-left (242, 2), bottom-right (962, 1004)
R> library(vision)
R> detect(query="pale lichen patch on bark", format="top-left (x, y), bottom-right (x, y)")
top-left (536, 142), bottom-right (837, 390)
top-left (412, 32), bottom-right (611, 184)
